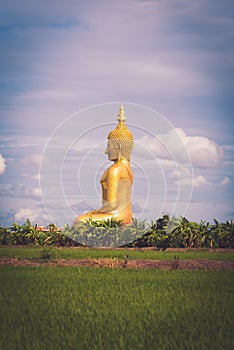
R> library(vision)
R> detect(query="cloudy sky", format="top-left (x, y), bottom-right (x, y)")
top-left (0, 0), bottom-right (233, 226)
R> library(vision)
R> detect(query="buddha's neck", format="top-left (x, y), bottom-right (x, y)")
top-left (113, 157), bottom-right (129, 165)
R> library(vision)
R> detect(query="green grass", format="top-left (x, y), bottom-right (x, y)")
top-left (0, 246), bottom-right (233, 261)
top-left (0, 267), bottom-right (233, 350)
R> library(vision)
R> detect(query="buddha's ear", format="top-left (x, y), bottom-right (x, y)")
top-left (116, 141), bottom-right (122, 160)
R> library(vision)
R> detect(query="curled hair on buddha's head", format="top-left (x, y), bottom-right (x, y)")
top-left (107, 104), bottom-right (134, 161)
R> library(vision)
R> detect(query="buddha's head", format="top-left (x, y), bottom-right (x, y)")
top-left (105, 104), bottom-right (133, 161)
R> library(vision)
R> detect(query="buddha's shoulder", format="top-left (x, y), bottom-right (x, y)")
top-left (108, 162), bottom-right (130, 176)
top-left (107, 163), bottom-right (120, 175)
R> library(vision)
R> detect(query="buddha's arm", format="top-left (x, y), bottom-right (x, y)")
top-left (100, 167), bottom-right (131, 213)
top-left (76, 169), bottom-right (132, 224)
top-left (99, 168), bottom-right (118, 213)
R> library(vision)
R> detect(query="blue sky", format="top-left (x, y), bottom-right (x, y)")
top-left (0, 0), bottom-right (233, 226)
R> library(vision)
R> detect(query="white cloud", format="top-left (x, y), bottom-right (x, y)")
top-left (192, 175), bottom-right (211, 188)
top-left (220, 176), bottom-right (230, 186)
top-left (223, 145), bottom-right (234, 151)
top-left (21, 153), bottom-right (42, 166)
top-left (0, 184), bottom-right (41, 199)
top-left (15, 208), bottom-right (48, 223)
top-left (174, 174), bottom-right (210, 188)
top-left (0, 154), bottom-right (6, 174)
top-left (185, 132), bottom-right (224, 168)
top-left (31, 188), bottom-right (42, 197)
top-left (23, 173), bottom-right (40, 180)
top-left (175, 173), bottom-right (231, 189)
top-left (138, 128), bottom-right (224, 168)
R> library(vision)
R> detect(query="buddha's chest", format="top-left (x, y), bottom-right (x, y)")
top-left (100, 169), bottom-right (109, 189)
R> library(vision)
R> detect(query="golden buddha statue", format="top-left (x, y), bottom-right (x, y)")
top-left (75, 104), bottom-right (134, 225)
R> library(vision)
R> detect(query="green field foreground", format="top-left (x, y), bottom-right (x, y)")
top-left (0, 266), bottom-right (233, 350)
top-left (0, 246), bottom-right (234, 261)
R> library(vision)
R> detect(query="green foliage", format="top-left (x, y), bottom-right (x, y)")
top-left (86, 217), bottom-right (123, 228)
top-left (0, 221), bottom-right (79, 247)
top-left (64, 218), bottom-right (146, 247)
top-left (0, 216), bottom-right (234, 248)
top-left (39, 248), bottom-right (55, 261)
top-left (128, 216), bottom-right (234, 249)
top-left (0, 267), bottom-right (233, 350)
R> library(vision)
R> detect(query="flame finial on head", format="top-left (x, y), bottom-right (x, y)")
top-left (108, 104), bottom-right (133, 140)
top-left (117, 103), bottom-right (126, 123)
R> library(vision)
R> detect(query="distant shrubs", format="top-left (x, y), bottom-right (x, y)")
top-left (0, 216), bottom-right (233, 248)
top-left (0, 219), bottom-right (78, 247)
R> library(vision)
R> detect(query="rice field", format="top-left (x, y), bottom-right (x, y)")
top-left (0, 266), bottom-right (233, 350)
top-left (0, 246), bottom-right (233, 261)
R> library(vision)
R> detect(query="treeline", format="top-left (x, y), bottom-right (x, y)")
top-left (0, 216), bottom-right (233, 248)
top-left (131, 216), bottom-right (234, 249)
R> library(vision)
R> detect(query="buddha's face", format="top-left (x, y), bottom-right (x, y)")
top-left (105, 140), bottom-right (119, 160)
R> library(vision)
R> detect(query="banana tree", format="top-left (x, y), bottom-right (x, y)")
top-left (211, 219), bottom-right (234, 248)
top-left (9, 222), bottom-right (24, 245)
top-left (0, 226), bottom-right (10, 245)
